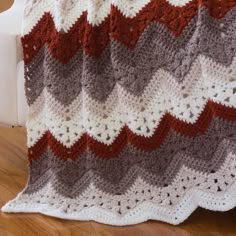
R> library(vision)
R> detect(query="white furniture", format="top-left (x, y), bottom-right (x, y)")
top-left (0, 0), bottom-right (27, 127)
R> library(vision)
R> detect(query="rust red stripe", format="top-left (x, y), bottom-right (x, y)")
top-left (21, 0), bottom-right (236, 64)
top-left (27, 100), bottom-right (236, 162)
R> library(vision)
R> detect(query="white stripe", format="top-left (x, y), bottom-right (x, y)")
top-left (25, 55), bottom-right (236, 147)
top-left (21, 0), bottom-right (193, 35)
top-left (2, 150), bottom-right (236, 226)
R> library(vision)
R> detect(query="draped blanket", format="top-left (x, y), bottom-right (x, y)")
top-left (2, 0), bottom-right (236, 226)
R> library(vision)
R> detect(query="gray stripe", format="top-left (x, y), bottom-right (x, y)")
top-left (24, 7), bottom-right (236, 105)
top-left (23, 117), bottom-right (236, 197)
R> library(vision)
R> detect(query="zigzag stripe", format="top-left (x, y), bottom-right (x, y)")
top-left (25, 54), bottom-right (236, 148)
top-left (25, 50), bottom-right (236, 108)
top-left (21, 3), bottom-right (236, 63)
top-left (24, 10), bottom-right (236, 104)
top-left (22, 0), bottom-right (150, 34)
top-left (3, 149), bottom-right (236, 225)
top-left (26, 101), bottom-right (236, 159)
top-left (24, 118), bottom-right (236, 195)
top-left (22, 0), bottom-right (235, 35)
top-left (23, 0), bottom-right (209, 34)
top-left (25, 46), bottom-right (236, 109)
top-left (27, 84), bottom-right (236, 149)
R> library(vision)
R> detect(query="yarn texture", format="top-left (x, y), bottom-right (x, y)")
top-left (1, 0), bottom-right (236, 226)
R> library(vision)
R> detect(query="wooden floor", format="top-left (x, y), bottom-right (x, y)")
top-left (0, 127), bottom-right (235, 236)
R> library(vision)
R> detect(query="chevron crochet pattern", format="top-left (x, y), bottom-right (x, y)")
top-left (1, 0), bottom-right (236, 226)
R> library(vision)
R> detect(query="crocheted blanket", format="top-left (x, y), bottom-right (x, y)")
top-left (2, 0), bottom-right (236, 226)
